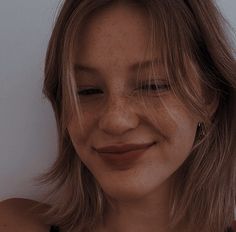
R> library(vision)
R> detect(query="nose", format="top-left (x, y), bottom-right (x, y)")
top-left (98, 98), bottom-right (140, 136)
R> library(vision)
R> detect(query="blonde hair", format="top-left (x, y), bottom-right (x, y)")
top-left (32, 1), bottom-right (236, 231)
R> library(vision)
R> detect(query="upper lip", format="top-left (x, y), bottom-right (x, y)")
top-left (94, 142), bottom-right (155, 153)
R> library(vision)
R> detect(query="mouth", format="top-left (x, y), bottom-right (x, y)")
top-left (94, 142), bottom-right (156, 154)
top-left (93, 142), bottom-right (156, 165)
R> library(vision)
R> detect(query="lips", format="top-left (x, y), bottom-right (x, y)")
top-left (94, 142), bottom-right (155, 154)
top-left (93, 142), bottom-right (156, 169)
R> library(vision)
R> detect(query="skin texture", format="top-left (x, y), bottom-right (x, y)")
top-left (67, 3), bottom-right (201, 232)
top-left (0, 198), bottom-right (51, 232)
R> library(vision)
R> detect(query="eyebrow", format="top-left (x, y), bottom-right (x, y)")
top-left (73, 58), bottom-right (160, 75)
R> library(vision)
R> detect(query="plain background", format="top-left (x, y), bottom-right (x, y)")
top-left (0, 0), bottom-right (235, 210)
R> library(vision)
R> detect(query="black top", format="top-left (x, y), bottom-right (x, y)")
top-left (49, 225), bottom-right (234, 232)
top-left (227, 227), bottom-right (234, 232)
top-left (50, 225), bottom-right (60, 232)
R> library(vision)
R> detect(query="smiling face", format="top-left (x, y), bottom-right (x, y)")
top-left (67, 3), bottom-right (200, 201)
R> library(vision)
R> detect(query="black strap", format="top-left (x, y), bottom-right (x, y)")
top-left (49, 224), bottom-right (234, 232)
top-left (50, 225), bottom-right (60, 232)
top-left (226, 226), bottom-right (234, 232)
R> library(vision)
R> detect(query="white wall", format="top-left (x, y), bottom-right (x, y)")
top-left (0, 0), bottom-right (235, 203)
top-left (0, 0), bottom-right (61, 201)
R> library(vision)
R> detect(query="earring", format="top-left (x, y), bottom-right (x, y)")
top-left (197, 122), bottom-right (206, 139)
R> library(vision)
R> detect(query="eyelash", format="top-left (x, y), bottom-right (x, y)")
top-left (77, 83), bottom-right (171, 96)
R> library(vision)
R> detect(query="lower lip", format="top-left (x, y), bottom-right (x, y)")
top-left (97, 144), bottom-right (155, 166)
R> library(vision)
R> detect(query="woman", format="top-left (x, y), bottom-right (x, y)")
top-left (0, 0), bottom-right (235, 231)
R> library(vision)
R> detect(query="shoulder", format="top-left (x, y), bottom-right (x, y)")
top-left (0, 198), bottom-right (51, 232)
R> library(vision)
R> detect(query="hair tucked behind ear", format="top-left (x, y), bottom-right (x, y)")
top-left (30, 1), bottom-right (236, 232)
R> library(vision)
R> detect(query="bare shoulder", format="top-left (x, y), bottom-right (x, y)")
top-left (0, 198), bottom-right (51, 232)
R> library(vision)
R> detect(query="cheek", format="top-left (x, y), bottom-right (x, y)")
top-left (67, 113), bottom-right (97, 163)
top-left (145, 99), bottom-right (198, 141)
top-left (68, 110), bottom-right (97, 140)
top-left (164, 111), bottom-right (198, 163)
top-left (149, 103), bottom-right (198, 158)
top-left (172, 107), bottom-right (198, 140)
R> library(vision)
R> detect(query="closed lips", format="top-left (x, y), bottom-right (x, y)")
top-left (94, 142), bottom-right (156, 154)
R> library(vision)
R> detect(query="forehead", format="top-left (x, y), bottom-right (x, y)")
top-left (73, 3), bottom-right (153, 70)
top-left (70, 2), bottom-right (202, 92)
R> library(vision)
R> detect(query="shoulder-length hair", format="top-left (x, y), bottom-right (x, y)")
top-left (32, 1), bottom-right (236, 231)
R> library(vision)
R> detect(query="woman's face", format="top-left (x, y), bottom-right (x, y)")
top-left (67, 3), bottom-right (200, 201)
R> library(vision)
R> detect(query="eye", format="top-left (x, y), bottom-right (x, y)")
top-left (77, 88), bottom-right (103, 96)
top-left (141, 84), bottom-right (170, 91)
top-left (139, 82), bottom-right (171, 93)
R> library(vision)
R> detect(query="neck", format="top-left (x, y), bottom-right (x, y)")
top-left (97, 180), bottom-right (173, 232)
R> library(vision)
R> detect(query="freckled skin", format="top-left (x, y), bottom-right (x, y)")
top-left (67, 3), bottom-right (200, 232)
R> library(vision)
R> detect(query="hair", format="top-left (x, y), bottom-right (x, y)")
top-left (30, 0), bottom-right (236, 232)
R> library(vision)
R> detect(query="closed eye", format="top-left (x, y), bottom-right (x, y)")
top-left (77, 88), bottom-right (103, 96)
top-left (77, 83), bottom-right (171, 96)
top-left (140, 83), bottom-right (170, 92)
